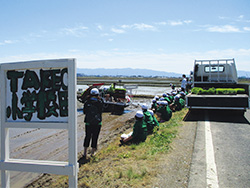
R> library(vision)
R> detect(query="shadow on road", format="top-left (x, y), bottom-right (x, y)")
top-left (183, 109), bottom-right (250, 124)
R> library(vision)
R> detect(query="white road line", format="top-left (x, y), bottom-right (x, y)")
top-left (205, 120), bottom-right (219, 188)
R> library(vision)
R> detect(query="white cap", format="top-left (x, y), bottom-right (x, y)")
top-left (154, 96), bottom-right (159, 100)
top-left (141, 103), bottom-right (148, 110)
top-left (162, 93), bottom-right (167, 97)
top-left (152, 99), bottom-right (156, 103)
top-left (135, 111), bottom-right (144, 118)
top-left (174, 95), bottom-right (180, 100)
top-left (159, 97), bottom-right (165, 101)
top-left (180, 91), bottom-right (185, 95)
top-left (90, 88), bottom-right (99, 95)
top-left (148, 110), bottom-right (154, 116)
top-left (162, 101), bottom-right (168, 106)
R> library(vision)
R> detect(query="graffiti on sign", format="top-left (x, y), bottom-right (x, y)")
top-left (6, 68), bottom-right (68, 122)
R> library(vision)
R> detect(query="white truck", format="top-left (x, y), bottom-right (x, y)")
top-left (186, 59), bottom-right (250, 115)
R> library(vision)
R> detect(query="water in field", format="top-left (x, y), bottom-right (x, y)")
top-left (77, 85), bottom-right (172, 96)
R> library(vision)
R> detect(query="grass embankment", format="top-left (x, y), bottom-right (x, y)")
top-left (50, 108), bottom-right (188, 188)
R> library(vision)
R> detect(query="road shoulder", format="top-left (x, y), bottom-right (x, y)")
top-left (154, 121), bottom-right (197, 188)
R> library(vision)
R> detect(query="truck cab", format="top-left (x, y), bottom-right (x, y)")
top-left (187, 59), bottom-right (250, 114)
top-left (194, 59), bottom-right (237, 84)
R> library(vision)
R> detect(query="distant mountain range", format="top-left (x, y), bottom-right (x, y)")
top-left (77, 68), bottom-right (250, 78)
top-left (77, 68), bottom-right (183, 77)
top-left (238, 71), bottom-right (250, 78)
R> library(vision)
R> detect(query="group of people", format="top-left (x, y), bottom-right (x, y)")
top-left (120, 85), bottom-right (188, 145)
top-left (82, 75), bottom-right (190, 157)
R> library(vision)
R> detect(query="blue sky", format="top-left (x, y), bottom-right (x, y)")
top-left (0, 0), bottom-right (250, 75)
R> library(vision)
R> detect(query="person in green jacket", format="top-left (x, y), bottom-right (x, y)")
top-left (148, 110), bottom-right (159, 131)
top-left (179, 96), bottom-right (186, 108)
top-left (170, 95), bottom-right (183, 111)
top-left (156, 101), bottom-right (172, 123)
top-left (179, 91), bottom-right (186, 101)
top-left (167, 92), bottom-right (174, 103)
top-left (151, 99), bottom-right (158, 112)
top-left (141, 103), bottom-right (155, 134)
top-left (120, 111), bottom-right (148, 145)
top-left (162, 93), bottom-right (171, 103)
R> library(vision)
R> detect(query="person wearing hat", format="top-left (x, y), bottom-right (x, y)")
top-left (151, 99), bottom-right (158, 112)
top-left (179, 91), bottom-right (186, 101)
top-left (83, 88), bottom-right (103, 158)
top-left (120, 111), bottom-right (148, 145)
top-left (156, 101), bottom-right (172, 122)
top-left (141, 103), bottom-right (154, 134)
top-left (148, 110), bottom-right (159, 130)
top-left (162, 93), bottom-right (171, 103)
top-left (170, 83), bottom-right (176, 91)
top-left (170, 95), bottom-right (182, 111)
top-left (179, 94), bottom-right (186, 108)
top-left (181, 74), bottom-right (187, 91)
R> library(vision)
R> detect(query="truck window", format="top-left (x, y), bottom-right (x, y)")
top-left (204, 65), bottom-right (224, 73)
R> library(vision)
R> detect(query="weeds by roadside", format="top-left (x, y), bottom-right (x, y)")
top-left (48, 108), bottom-right (188, 188)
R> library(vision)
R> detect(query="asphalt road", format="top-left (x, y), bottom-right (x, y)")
top-left (187, 109), bottom-right (250, 188)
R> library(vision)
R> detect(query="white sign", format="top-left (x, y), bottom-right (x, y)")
top-left (0, 59), bottom-right (78, 187)
top-left (6, 67), bottom-right (69, 122)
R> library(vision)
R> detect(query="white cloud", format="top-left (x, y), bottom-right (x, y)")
top-left (97, 25), bottom-right (103, 30)
top-left (155, 22), bottom-right (167, 25)
top-left (61, 25), bottom-right (88, 37)
top-left (120, 23), bottom-right (157, 31)
top-left (168, 20), bottom-right (183, 26)
top-left (243, 27), bottom-right (250, 31)
top-left (206, 25), bottom-right (240, 33)
top-left (168, 20), bottom-right (192, 26)
top-left (219, 16), bottom-right (228, 20)
top-left (183, 20), bottom-right (192, 24)
top-left (0, 40), bottom-right (18, 45)
top-left (133, 23), bottom-right (157, 31)
top-left (121, 24), bottom-right (131, 29)
top-left (238, 15), bottom-right (244, 19)
top-left (1, 49), bottom-right (250, 74)
top-left (111, 28), bottom-right (125, 34)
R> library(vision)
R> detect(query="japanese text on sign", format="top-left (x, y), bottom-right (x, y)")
top-left (6, 68), bottom-right (68, 122)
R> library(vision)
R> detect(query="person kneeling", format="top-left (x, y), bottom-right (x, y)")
top-left (120, 111), bottom-right (148, 145)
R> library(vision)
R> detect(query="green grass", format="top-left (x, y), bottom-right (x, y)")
top-left (49, 108), bottom-right (188, 188)
top-left (191, 87), bottom-right (246, 95)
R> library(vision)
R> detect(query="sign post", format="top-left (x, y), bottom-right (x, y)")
top-left (0, 59), bottom-right (78, 187)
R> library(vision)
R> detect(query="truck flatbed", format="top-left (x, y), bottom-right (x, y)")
top-left (186, 94), bottom-right (249, 110)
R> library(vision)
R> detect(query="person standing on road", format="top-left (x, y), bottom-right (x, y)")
top-left (83, 88), bottom-right (103, 158)
top-left (181, 74), bottom-right (187, 91)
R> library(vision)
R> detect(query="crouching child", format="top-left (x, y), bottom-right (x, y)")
top-left (120, 111), bottom-right (148, 145)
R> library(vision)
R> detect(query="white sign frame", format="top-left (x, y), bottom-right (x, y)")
top-left (0, 59), bottom-right (78, 187)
